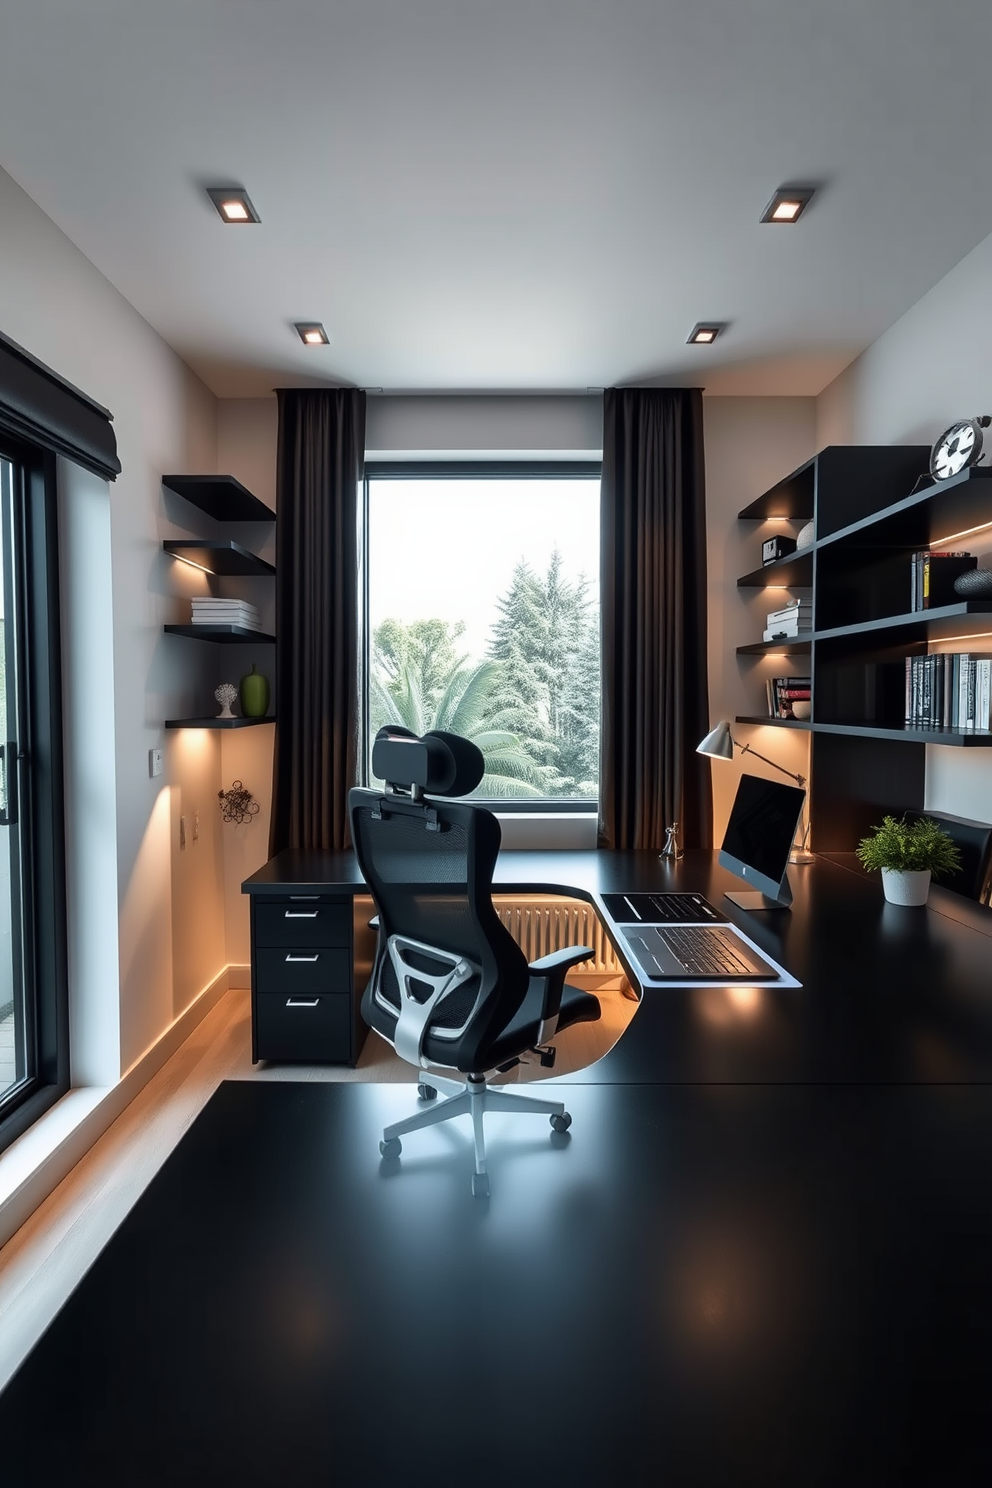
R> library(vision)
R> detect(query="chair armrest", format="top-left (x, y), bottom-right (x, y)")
top-left (527, 946), bottom-right (593, 1030)
top-left (528, 946), bottom-right (593, 975)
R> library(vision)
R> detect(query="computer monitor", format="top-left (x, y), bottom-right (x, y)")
top-left (719, 772), bottom-right (807, 909)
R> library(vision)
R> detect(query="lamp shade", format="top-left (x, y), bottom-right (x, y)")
top-left (696, 720), bottom-right (734, 760)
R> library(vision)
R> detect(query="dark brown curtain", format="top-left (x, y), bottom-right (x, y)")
top-left (598, 388), bottom-right (712, 851)
top-left (269, 388), bottom-right (366, 854)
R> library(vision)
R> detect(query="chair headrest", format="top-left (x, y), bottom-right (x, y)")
top-left (372, 727), bottom-right (485, 798)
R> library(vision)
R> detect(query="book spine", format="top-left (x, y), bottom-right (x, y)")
top-left (943, 653), bottom-right (952, 729)
top-left (905, 656), bottom-right (912, 725)
top-left (966, 658), bottom-right (977, 728)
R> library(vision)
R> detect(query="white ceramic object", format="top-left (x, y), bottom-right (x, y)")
top-left (881, 867), bottom-right (931, 906)
top-left (214, 682), bottom-right (238, 720)
top-left (796, 520), bottom-right (814, 549)
top-left (791, 700), bottom-right (811, 720)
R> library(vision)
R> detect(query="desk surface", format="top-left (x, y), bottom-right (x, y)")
top-left (243, 848), bottom-right (992, 1086)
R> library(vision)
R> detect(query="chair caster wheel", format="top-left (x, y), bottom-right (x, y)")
top-left (417, 1083), bottom-right (437, 1101)
top-left (472, 1172), bottom-right (490, 1198)
top-left (550, 1112), bottom-right (572, 1134)
top-left (379, 1138), bottom-right (402, 1160)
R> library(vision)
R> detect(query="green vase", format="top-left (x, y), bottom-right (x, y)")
top-left (239, 663), bottom-right (270, 718)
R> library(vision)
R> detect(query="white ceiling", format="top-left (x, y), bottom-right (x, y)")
top-left (1, 0), bottom-right (990, 399)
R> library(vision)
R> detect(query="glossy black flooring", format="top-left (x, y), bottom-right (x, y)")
top-left (2, 1079), bottom-right (991, 1486)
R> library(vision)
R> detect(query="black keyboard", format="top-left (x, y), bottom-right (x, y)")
top-left (603, 891), bottom-right (724, 924)
top-left (659, 925), bottom-right (759, 977)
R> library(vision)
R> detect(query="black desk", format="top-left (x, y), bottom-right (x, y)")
top-left (243, 848), bottom-right (992, 1083)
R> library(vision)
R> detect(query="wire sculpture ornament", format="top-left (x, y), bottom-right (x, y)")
top-left (218, 780), bottom-right (259, 825)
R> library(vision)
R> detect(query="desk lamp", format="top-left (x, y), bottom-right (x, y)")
top-left (696, 720), bottom-right (815, 864)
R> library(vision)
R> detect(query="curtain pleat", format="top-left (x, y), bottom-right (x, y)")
top-left (598, 388), bottom-right (712, 850)
top-left (269, 388), bottom-right (366, 853)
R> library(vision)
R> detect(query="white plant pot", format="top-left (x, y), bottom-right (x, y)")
top-left (881, 867), bottom-right (931, 906)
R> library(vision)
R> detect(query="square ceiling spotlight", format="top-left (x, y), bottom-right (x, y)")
top-left (687, 323), bottom-right (725, 345)
top-left (760, 186), bottom-right (815, 224)
top-left (295, 322), bottom-right (330, 346)
top-left (206, 186), bottom-right (260, 224)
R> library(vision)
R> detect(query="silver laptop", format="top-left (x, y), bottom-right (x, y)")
top-left (619, 922), bottom-right (781, 982)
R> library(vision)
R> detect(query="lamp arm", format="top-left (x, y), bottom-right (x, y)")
top-left (733, 736), bottom-right (806, 789)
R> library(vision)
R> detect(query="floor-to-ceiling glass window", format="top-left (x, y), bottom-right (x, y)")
top-left (0, 445), bottom-right (68, 1153)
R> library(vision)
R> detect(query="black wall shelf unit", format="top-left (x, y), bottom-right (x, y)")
top-left (162, 474), bottom-right (276, 728)
top-left (732, 443), bottom-right (992, 847)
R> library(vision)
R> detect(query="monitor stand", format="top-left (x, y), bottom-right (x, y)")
top-left (724, 891), bottom-right (792, 911)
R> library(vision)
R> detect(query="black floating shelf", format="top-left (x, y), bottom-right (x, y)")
top-left (736, 715), bottom-right (812, 730)
top-left (812, 721), bottom-right (992, 746)
top-left (736, 638), bottom-right (812, 657)
top-left (165, 715), bottom-right (275, 730)
top-left (815, 600), bottom-right (992, 643)
top-left (163, 540), bottom-right (275, 577)
top-left (737, 549), bottom-right (814, 588)
top-left (737, 457), bottom-right (815, 521)
top-left (164, 624), bottom-right (276, 643)
top-left (162, 474), bottom-right (275, 522)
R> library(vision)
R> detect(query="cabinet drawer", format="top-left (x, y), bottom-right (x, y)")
top-left (255, 991), bottom-right (352, 1063)
top-left (254, 946), bottom-right (351, 996)
top-left (254, 900), bottom-right (351, 948)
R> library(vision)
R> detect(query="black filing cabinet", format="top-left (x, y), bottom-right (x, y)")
top-left (250, 894), bottom-right (368, 1065)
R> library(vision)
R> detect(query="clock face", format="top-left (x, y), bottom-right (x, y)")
top-left (931, 420), bottom-right (981, 479)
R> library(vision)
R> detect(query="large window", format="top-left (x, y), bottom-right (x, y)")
top-left (364, 463), bottom-right (601, 805)
top-left (0, 444), bottom-right (68, 1155)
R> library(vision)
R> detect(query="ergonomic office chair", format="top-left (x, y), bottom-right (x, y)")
top-left (349, 727), bottom-right (601, 1197)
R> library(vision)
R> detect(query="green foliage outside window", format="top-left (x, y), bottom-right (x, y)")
top-left (368, 550), bottom-right (600, 799)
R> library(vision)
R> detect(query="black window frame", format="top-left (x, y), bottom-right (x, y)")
top-left (0, 434), bottom-right (69, 1156)
top-left (362, 459), bottom-right (603, 813)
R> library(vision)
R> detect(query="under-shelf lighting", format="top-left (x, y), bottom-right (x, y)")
top-left (206, 186), bottom-right (261, 224)
top-left (926, 630), bottom-right (992, 647)
top-left (930, 517), bottom-right (992, 548)
top-left (759, 186), bottom-right (815, 224)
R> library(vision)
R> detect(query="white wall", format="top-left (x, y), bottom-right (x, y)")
top-left (0, 164), bottom-right (227, 1079)
top-left (816, 226), bottom-right (992, 825)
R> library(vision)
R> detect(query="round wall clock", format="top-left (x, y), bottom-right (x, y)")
top-left (930, 415), bottom-right (992, 480)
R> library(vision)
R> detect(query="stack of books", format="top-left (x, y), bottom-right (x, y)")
top-left (766, 676), bottom-right (811, 719)
top-left (905, 652), bottom-right (992, 730)
top-left (190, 598), bottom-right (263, 631)
top-left (763, 600), bottom-right (812, 642)
top-left (909, 551), bottom-right (976, 611)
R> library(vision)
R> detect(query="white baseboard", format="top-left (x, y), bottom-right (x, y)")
top-left (0, 963), bottom-right (239, 1250)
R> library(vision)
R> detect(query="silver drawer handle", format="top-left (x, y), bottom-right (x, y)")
top-left (285, 953), bottom-right (319, 963)
top-left (286, 997), bottom-right (319, 1008)
top-left (284, 910), bottom-right (319, 919)
top-left (290, 895), bottom-right (319, 901)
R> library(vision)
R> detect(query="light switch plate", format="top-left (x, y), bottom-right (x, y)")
top-left (149, 748), bottom-right (163, 778)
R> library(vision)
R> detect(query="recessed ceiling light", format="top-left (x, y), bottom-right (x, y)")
top-left (759, 186), bottom-right (815, 224)
top-left (687, 323), bottom-right (725, 345)
top-left (206, 186), bottom-right (260, 224)
top-left (295, 322), bottom-right (330, 345)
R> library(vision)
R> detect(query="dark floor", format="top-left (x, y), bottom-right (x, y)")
top-left (2, 1078), bottom-right (990, 1486)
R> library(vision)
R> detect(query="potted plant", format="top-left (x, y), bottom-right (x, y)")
top-left (855, 814), bottom-right (961, 905)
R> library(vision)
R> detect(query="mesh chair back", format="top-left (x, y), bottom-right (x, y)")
top-left (349, 787), bottom-right (531, 1069)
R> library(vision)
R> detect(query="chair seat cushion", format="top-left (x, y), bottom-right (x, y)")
top-left (487, 977), bottom-right (600, 1071)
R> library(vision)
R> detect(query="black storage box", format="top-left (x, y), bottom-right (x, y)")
top-left (762, 534), bottom-right (797, 565)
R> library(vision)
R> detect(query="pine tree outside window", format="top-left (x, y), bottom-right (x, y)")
top-left (363, 464), bottom-right (601, 806)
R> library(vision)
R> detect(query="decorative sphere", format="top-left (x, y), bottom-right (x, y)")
top-left (953, 568), bottom-right (992, 598)
top-left (214, 682), bottom-right (238, 705)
